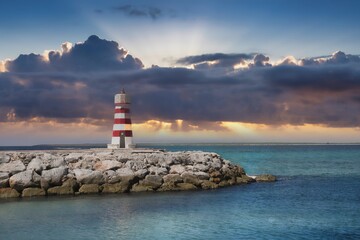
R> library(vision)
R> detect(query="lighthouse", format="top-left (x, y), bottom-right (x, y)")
top-left (107, 89), bottom-right (135, 149)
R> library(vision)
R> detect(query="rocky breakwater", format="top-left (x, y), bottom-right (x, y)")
top-left (0, 149), bottom-right (276, 198)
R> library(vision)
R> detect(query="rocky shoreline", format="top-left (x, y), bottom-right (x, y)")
top-left (0, 149), bottom-right (276, 198)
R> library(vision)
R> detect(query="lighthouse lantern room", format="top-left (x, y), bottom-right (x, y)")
top-left (107, 89), bottom-right (135, 149)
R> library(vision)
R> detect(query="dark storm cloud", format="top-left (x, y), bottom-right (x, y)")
top-left (113, 5), bottom-right (163, 20)
top-left (5, 35), bottom-right (143, 72)
top-left (1, 36), bottom-right (360, 128)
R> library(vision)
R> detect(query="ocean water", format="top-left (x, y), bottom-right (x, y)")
top-left (1, 144), bottom-right (360, 239)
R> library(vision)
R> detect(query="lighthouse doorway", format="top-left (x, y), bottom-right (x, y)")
top-left (120, 133), bottom-right (125, 148)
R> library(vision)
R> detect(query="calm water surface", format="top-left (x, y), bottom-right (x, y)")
top-left (0, 144), bottom-right (359, 239)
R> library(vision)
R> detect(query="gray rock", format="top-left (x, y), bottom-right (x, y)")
top-left (47, 178), bottom-right (78, 195)
top-left (103, 170), bottom-right (116, 182)
top-left (201, 180), bottom-right (218, 190)
top-left (70, 158), bottom-right (95, 170)
top-left (149, 166), bottom-right (168, 176)
top-left (116, 167), bottom-right (135, 177)
top-left (0, 172), bottom-right (9, 187)
top-left (209, 158), bottom-right (222, 170)
top-left (130, 183), bottom-right (153, 192)
top-left (134, 169), bottom-right (148, 179)
top-left (170, 165), bottom-right (186, 174)
top-left (93, 160), bottom-right (122, 172)
top-left (112, 168), bottom-right (135, 185)
top-left (0, 153), bottom-right (10, 164)
top-left (181, 171), bottom-right (200, 186)
top-left (157, 154), bottom-right (174, 167)
top-left (102, 183), bottom-right (128, 193)
top-left (9, 170), bottom-right (40, 191)
top-left (144, 154), bottom-right (159, 165)
top-left (22, 188), bottom-right (46, 197)
top-left (0, 160), bottom-right (26, 175)
top-left (142, 175), bottom-right (163, 189)
top-left (177, 183), bottom-right (197, 190)
top-left (41, 166), bottom-right (68, 189)
top-left (79, 184), bottom-right (99, 194)
top-left (74, 169), bottom-right (104, 184)
top-left (236, 175), bottom-right (255, 184)
top-left (0, 188), bottom-right (20, 198)
top-left (125, 160), bottom-right (146, 171)
top-left (194, 171), bottom-right (210, 180)
top-left (95, 151), bottom-right (113, 157)
top-left (27, 157), bottom-right (43, 173)
top-left (49, 156), bottom-right (65, 169)
top-left (194, 164), bottom-right (209, 172)
top-left (255, 174), bottom-right (276, 182)
top-left (163, 174), bottom-right (182, 184)
top-left (65, 153), bottom-right (83, 163)
top-left (190, 152), bottom-right (210, 164)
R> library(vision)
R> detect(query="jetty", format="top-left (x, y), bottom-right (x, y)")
top-left (0, 149), bottom-right (275, 198)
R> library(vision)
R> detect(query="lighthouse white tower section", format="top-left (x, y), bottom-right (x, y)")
top-left (107, 89), bottom-right (135, 149)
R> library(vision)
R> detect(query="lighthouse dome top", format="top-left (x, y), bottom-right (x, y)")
top-left (115, 89), bottom-right (130, 104)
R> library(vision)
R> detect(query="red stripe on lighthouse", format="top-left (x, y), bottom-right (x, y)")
top-left (114, 119), bottom-right (132, 124)
top-left (114, 108), bottom-right (130, 113)
top-left (112, 130), bottom-right (133, 137)
top-left (115, 103), bottom-right (130, 106)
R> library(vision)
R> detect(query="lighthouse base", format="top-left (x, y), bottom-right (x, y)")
top-left (107, 144), bottom-right (136, 149)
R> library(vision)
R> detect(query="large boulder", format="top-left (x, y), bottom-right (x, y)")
top-left (181, 171), bottom-right (200, 186)
top-left (0, 153), bottom-right (10, 164)
top-left (194, 171), bottom-right (210, 180)
top-left (194, 164), bottom-right (209, 172)
top-left (255, 174), bottom-right (276, 182)
top-left (93, 160), bottom-right (122, 172)
top-left (201, 180), bottom-right (218, 190)
top-left (149, 166), bottom-right (168, 176)
top-left (177, 183), bottom-right (197, 191)
top-left (27, 157), bottom-right (43, 173)
top-left (134, 169), bottom-right (148, 179)
top-left (130, 183), bottom-right (153, 192)
top-left (125, 160), bottom-right (146, 171)
top-left (65, 153), bottom-right (83, 163)
top-left (41, 167), bottom-right (68, 189)
top-left (9, 170), bottom-right (41, 191)
top-left (163, 174), bottom-right (183, 184)
top-left (49, 156), bottom-right (65, 169)
top-left (189, 152), bottom-right (210, 164)
top-left (22, 188), bottom-right (46, 197)
top-left (170, 165), bottom-right (186, 174)
top-left (0, 188), bottom-right (20, 198)
top-left (236, 175), bottom-right (255, 184)
top-left (102, 183), bottom-right (128, 193)
top-left (74, 169), bottom-right (104, 184)
top-left (0, 172), bottom-right (9, 187)
top-left (47, 178), bottom-right (78, 195)
top-left (141, 175), bottom-right (163, 189)
top-left (113, 168), bottom-right (135, 184)
top-left (79, 184), bottom-right (99, 194)
top-left (0, 160), bottom-right (26, 175)
top-left (208, 157), bottom-right (222, 170)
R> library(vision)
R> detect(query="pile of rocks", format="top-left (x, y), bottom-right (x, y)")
top-left (0, 149), bottom-right (275, 198)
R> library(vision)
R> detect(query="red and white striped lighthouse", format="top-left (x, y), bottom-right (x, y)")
top-left (107, 89), bottom-right (135, 149)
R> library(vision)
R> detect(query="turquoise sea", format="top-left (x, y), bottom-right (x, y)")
top-left (0, 144), bottom-right (360, 239)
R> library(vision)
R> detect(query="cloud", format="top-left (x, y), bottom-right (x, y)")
top-left (177, 53), bottom-right (255, 70)
top-left (5, 35), bottom-right (143, 72)
top-left (1, 36), bottom-right (360, 130)
top-left (300, 51), bottom-right (360, 66)
top-left (113, 5), bottom-right (163, 20)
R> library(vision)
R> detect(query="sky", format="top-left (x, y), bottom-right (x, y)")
top-left (0, 0), bottom-right (360, 145)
